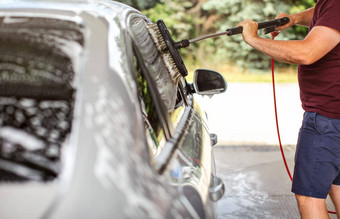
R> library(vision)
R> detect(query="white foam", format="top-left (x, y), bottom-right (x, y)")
top-left (0, 126), bottom-right (44, 150)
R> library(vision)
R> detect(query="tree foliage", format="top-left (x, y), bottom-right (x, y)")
top-left (115, 0), bottom-right (159, 10)
top-left (201, 0), bottom-right (295, 70)
top-left (289, 0), bottom-right (315, 38)
top-left (143, 0), bottom-right (197, 42)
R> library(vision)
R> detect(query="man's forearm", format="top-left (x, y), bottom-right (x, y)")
top-left (245, 25), bottom-right (340, 65)
top-left (245, 37), bottom-right (308, 64)
top-left (291, 7), bottom-right (314, 27)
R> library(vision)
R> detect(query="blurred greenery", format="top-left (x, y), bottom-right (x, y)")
top-left (116, 0), bottom-right (316, 78)
top-left (115, 0), bottom-right (160, 10)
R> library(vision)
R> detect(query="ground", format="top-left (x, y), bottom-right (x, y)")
top-left (214, 145), bottom-right (337, 219)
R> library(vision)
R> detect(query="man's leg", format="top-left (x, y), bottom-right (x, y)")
top-left (329, 184), bottom-right (340, 218)
top-left (295, 194), bottom-right (329, 219)
top-left (293, 113), bottom-right (340, 218)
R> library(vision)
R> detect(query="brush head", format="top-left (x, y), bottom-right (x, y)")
top-left (147, 20), bottom-right (188, 77)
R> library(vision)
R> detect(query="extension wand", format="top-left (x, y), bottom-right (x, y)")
top-left (174, 17), bottom-right (290, 49)
top-left (147, 17), bottom-right (290, 77)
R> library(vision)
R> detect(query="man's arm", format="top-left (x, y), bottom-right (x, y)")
top-left (238, 6), bottom-right (340, 65)
top-left (290, 7), bottom-right (314, 27)
top-left (273, 7), bottom-right (314, 33)
top-left (239, 21), bottom-right (340, 65)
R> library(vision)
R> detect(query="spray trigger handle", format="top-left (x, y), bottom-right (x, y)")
top-left (226, 17), bottom-right (290, 36)
top-left (264, 26), bottom-right (276, 34)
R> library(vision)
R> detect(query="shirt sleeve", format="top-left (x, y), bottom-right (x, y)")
top-left (315, 0), bottom-right (340, 32)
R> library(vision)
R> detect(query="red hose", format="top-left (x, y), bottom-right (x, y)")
top-left (271, 57), bottom-right (293, 181)
top-left (271, 57), bottom-right (336, 215)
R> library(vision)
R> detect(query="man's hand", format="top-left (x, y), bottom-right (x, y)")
top-left (237, 19), bottom-right (258, 44)
top-left (275, 13), bottom-right (294, 31)
top-left (271, 13), bottom-right (294, 39)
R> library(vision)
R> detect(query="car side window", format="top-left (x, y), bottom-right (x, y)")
top-left (134, 59), bottom-right (166, 157)
top-left (129, 16), bottom-right (190, 161)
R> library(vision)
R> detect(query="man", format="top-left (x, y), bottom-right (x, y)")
top-left (237, 0), bottom-right (340, 218)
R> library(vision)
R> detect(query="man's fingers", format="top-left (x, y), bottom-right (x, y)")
top-left (271, 30), bottom-right (280, 39)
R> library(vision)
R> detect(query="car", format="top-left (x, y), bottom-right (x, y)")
top-left (0, 0), bottom-right (227, 218)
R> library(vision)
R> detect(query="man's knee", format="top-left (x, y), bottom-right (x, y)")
top-left (295, 194), bottom-right (325, 204)
top-left (295, 194), bottom-right (305, 201)
top-left (295, 194), bottom-right (328, 218)
top-left (295, 194), bottom-right (311, 204)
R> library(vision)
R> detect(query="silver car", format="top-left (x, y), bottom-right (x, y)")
top-left (0, 1), bottom-right (227, 218)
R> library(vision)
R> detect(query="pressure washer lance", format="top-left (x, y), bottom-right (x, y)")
top-left (147, 17), bottom-right (289, 77)
top-left (177, 17), bottom-right (289, 49)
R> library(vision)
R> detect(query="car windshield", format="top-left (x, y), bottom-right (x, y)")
top-left (0, 16), bottom-right (84, 182)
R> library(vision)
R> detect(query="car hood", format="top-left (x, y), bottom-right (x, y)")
top-left (0, 182), bottom-right (59, 218)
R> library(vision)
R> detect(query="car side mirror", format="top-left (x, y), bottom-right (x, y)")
top-left (193, 69), bottom-right (227, 96)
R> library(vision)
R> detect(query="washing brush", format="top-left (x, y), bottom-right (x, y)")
top-left (147, 17), bottom-right (290, 77)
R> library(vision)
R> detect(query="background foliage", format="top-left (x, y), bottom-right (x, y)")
top-left (116, 0), bottom-right (315, 73)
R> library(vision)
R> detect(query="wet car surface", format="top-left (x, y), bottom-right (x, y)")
top-left (0, 0), bottom-right (226, 218)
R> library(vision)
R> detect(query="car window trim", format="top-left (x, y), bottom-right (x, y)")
top-left (155, 95), bottom-right (194, 174)
top-left (177, 78), bottom-right (188, 106)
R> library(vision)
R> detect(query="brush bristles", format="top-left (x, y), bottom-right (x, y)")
top-left (162, 52), bottom-right (181, 84)
top-left (146, 23), bottom-right (168, 52)
top-left (146, 23), bottom-right (182, 84)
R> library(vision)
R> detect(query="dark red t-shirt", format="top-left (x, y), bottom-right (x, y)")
top-left (298, 0), bottom-right (340, 119)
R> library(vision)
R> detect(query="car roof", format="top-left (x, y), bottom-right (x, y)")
top-left (0, 0), bottom-right (140, 20)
